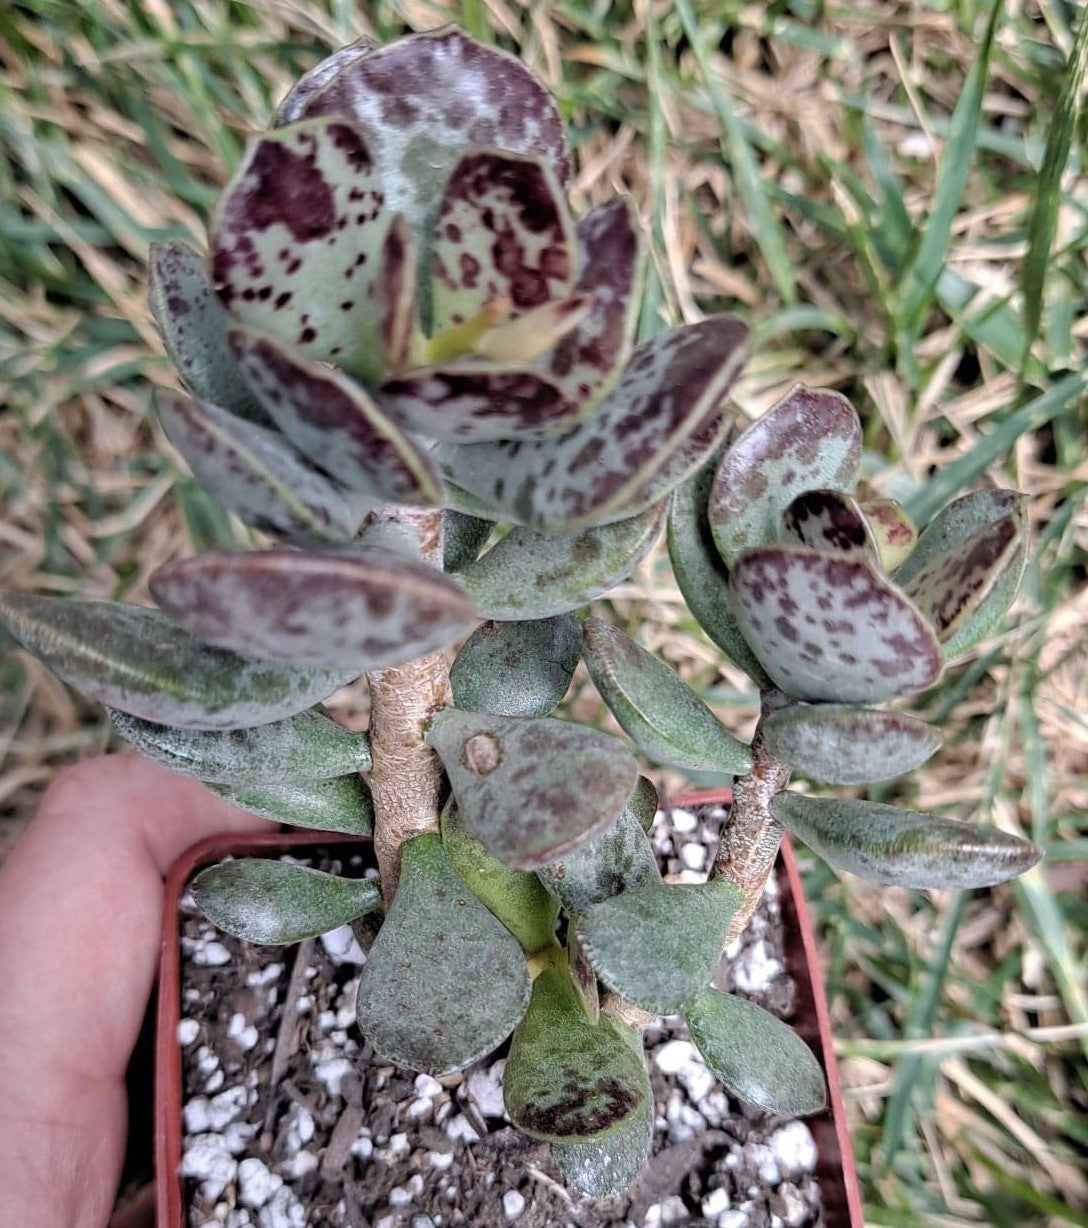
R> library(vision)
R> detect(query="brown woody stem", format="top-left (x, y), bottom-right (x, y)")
top-left (711, 689), bottom-right (792, 943)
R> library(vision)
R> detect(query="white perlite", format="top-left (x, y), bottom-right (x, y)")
top-left (238, 1157), bottom-right (283, 1210)
top-left (502, 1190), bottom-right (526, 1220)
top-left (258, 1185), bottom-right (306, 1228)
top-left (183, 935), bottom-right (232, 966)
top-left (227, 1012), bottom-right (259, 1052)
top-left (465, 1060), bottom-right (506, 1118)
top-left (702, 1188), bottom-right (730, 1217)
top-left (181, 1134), bottom-right (237, 1201)
top-left (731, 938), bottom-right (784, 994)
top-left (654, 1040), bottom-right (696, 1075)
top-left (769, 1121), bottom-right (818, 1175)
top-left (320, 923), bottom-right (368, 964)
top-left (177, 1018), bottom-right (200, 1046)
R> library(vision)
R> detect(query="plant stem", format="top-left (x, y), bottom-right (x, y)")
top-left (711, 688), bottom-right (792, 943)
top-left (365, 506), bottom-right (453, 907)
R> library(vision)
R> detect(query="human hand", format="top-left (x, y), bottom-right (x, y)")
top-left (0, 755), bottom-right (270, 1228)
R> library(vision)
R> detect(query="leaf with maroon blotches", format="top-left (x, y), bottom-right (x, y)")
top-left (274, 38), bottom-right (377, 126)
top-left (781, 488), bottom-right (877, 558)
top-left (709, 384), bottom-right (862, 565)
top-left (375, 214), bottom-right (418, 372)
top-left (729, 545), bottom-right (943, 703)
top-left (860, 498), bottom-right (917, 571)
top-left (149, 546), bottom-right (475, 672)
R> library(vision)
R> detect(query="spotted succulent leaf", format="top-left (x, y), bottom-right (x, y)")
top-left (0, 591), bottom-right (354, 730)
top-left (684, 989), bottom-right (826, 1116)
top-left (192, 859), bottom-right (381, 944)
top-left (771, 793), bottom-right (1041, 888)
top-left (149, 547), bottom-right (475, 672)
top-left (443, 509), bottom-right (493, 573)
top-left (576, 877), bottom-right (744, 1015)
top-left (942, 526), bottom-right (1028, 661)
top-left (425, 708), bottom-right (637, 869)
top-left (459, 502), bottom-right (666, 621)
top-left (860, 498), bottom-right (917, 571)
top-left (729, 546), bottom-right (943, 703)
top-left (355, 834), bottom-right (531, 1075)
top-left (274, 38), bottom-right (376, 126)
top-left (709, 385), bottom-right (863, 565)
top-left (108, 707), bottom-right (371, 785)
top-left (568, 931), bottom-right (601, 1023)
top-left (781, 489), bottom-right (877, 558)
top-left (450, 614), bottom-right (582, 718)
top-left (759, 704), bottom-right (941, 785)
top-left (208, 774), bottom-right (374, 835)
top-left (582, 617), bottom-right (753, 776)
top-left (375, 214), bottom-right (419, 372)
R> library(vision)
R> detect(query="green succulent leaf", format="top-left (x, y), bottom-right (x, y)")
top-left (425, 708), bottom-right (638, 869)
top-left (460, 502), bottom-right (666, 621)
top-left (149, 547), bottom-right (475, 672)
top-left (450, 615), bottom-right (582, 718)
top-left (192, 859), bottom-right (380, 944)
top-left (443, 509), bottom-right (493, 573)
top-left (228, 326), bottom-right (442, 506)
top-left (582, 617), bottom-right (753, 776)
top-left (667, 461), bottom-right (772, 685)
top-left (771, 793), bottom-right (1042, 888)
top-left (0, 592), bottom-right (354, 730)
top-left (439, 316), bottom-right (749, 532)
top-left (504, 961), bottom-right (649, 1142)
top-left (627, 775), bottom-right (660, 832)
top-left (156, 390), bottom-right (363, 545)
top-left (759, 704), bottom-right (941, 785)
top-left (683, 989), bottom-right (826, 1117)
top-left (576, 877), bottom-right (744, 1015)
top-left (149, 240), bottom-right (268, 423)
top-left (209, 774), bottom-right (374, 835)
top-left (355, 833), bottom-right (531, 1075)
top-left (109, 707), bottom-right (371, 785)
top-left (441, 798), bottom-right (560, 954)
top-left (568, 930), bottom-right (601, 1023)
top-left (729, 546), bottom-right (943, 703)
top-left (895, 489), bottom-right (1025, 583)
top-left (781, 489), bottom-right (877, 558)
top-left (709, 385), bottom-right (862, 566)
top-left (859, 498), bottom-right (917, 571)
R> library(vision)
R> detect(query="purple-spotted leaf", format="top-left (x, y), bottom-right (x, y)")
top-left (576, 877), bottom-right (744, 1015)
top-left (429, 150), bottom-right (576, 337)
top-left (781, 489), bottom-right (877, 558)
top-left (229, 327), bottom-right (441, 506)
top-left (474, 295), bottom-right (591, 365)
top-left (771, 793), bottom-right (1041, 888)
top-left (295, 26), bottom-right (570, 235)
top-left (443, 509), bottom-right (493, 573)
top-left (582, 617), bottom-right (753, 776)
top-left (942, 525), bottom-right (1028, 661)
top-left (450, 615), bottom-right (582, 718)
top-left (709, 385), bottom-right (863, 565)
top-left (425, 708), bottom-right (638, 869)
top-left (208, 774), bottom-right (373, 835)
top-left (274, 38), bottom-right (376, 125)
top-left (375, 215), bottom-right (418, 372)
top-left (156, 390), bottom-right (363, 545)
top-left (149, 241), bottom-right (267, 423)
top-left (504, 961), bottom-right (649, 1142)
top-left (193, 859), bottom-right (381, 944)
top-left (860, 498), bottom-right (917, 571)
top-left (441, 797), bottom-right (559, 954)
top-left (667, 462), bottom-right (771, 685)
top-left (439, 316), bottom-right (749, 531)
top-left (759, 704), bottom-right (941, 785)
top-left (355, 833), bottom-right (530, 1075)
top-left (729, 546), bottom-right (943, 703)
top-left (149, 547), bottom-right (475, 672)
top-left (459, 502), bottom-right (666, 621)
top-left (568, 930), bottom-right (601, 1023)
top-left (0, 591), bottom-right (354, 730)
top-left (210, 118), bottom-right (392, 381)
top-left (108, 706), bottom-right (371, 785)
top-left (684, 989), bottom-right (826, 1116)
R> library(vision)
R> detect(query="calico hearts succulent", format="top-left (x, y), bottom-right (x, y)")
top-left (0, 25), bottom-right (1040, 1200)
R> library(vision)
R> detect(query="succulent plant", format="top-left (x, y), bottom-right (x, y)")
top-left (0, 25), bottom-right (1041, 1201)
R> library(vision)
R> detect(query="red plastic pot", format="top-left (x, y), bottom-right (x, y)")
top-left (154, 792), bottom-right (863, 1228)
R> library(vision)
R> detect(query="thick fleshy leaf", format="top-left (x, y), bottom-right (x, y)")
top-left (504, 962), bottom-right (649, 1142)
top-left (781, 489), bottom-right (877, 558)
top-left (425, 708), bottom-right (638, 869)
top-left (684, 989), bottom-right (826, 1117)
top-left (441, 798), bottom-right (559, 953)
top-left (149, 547), bottom-right (475, 671)
top-left (443, 509), bottom-right (493, 573)
top-left (149, 240), bottom-right (267, 423)
top-left (229, 327), bottom-right (441, 506)
top-left (0, 591), bottom-right (353, 730)
top-left (628, 775), bottom-right (660, 832)
top-left (375, 214), bottom-right (418, 371)
top-left (568, 931), bottom-right (600, 1023)
top-left (460, 502), bottom-right (666, 621)
top-left (295, 27), bottom-right (570, 235)
top-left (450, 615), bottom-right (581, 718)
top-left (582, 617), bottom-right (753, 776)
top-left (860, 498), bottom-right (917, 571)
top-left (771, 793), bottom-right (1042, 888)
top-left (210, 118), bottom-right (391, 381)
top-left (109, 707), bottom-right (371, 785)
top-left (576, 878), bottom-right (744, 1015)
top-left (209, 775), bottom-right (373, 835)
top-left (942, 527), bottom-right (1028, 661)
top-left (729, 546), bottom-right (943, 703)
top-left (156, 390), bottom-right (362, 544)
top-left (274, 38), bottom-right (376, 126)
top-left (355, 834), bottom-right (531, 1074)
top-left (709, 385), bottom-right (862, 565)
top-left (667, 462), bottom-right (772, 685)
top-left (429, 150), bottom-right (575, 336)
top-left (439, 316), bottom-right (750, 531)
top-left (192, 859), bottom-right (380, 944)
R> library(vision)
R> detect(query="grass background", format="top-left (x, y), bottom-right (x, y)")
top-left (1, 0), bottom-right (1086, 1223)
